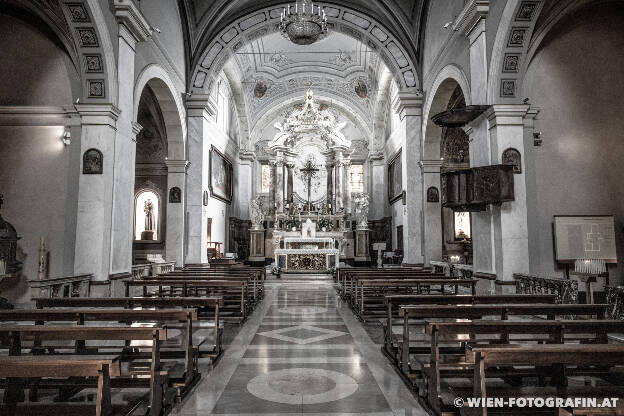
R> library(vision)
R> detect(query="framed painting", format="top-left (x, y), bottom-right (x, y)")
top-left (209, 146), bottom-right (233, 204)
top-left (388, 150), bottom-right (403, 203)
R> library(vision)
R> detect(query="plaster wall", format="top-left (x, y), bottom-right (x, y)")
top-left (0, 127), bottom-right (74, 305)
top-left (523, 5), bottom-right (624, 283)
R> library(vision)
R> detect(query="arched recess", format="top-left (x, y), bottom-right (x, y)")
top-left (190, 3), bottom-right (421, 96)
top-left (421, 66), bottom-right (472, 265)
top-left (133, 65), bottom-right (187, 266)
top-left (134, 65), bottom-right (187, 161)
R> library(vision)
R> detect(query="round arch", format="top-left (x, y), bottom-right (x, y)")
top-left (134, 65), bottom-right (187, 161)
top-left (421, 65), bottom-right (471, 160)
top-left (190, 3), bottom-right (420, 96)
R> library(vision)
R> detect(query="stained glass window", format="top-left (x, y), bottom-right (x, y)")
top-left (350, 164), bottom-right (364, 193)
top-left (454, 211), bottom-right (471, 240)
top-left (261, 164), bottom-right (271, 193)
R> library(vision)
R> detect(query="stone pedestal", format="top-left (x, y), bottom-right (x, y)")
top-left (354, 229), bottom-right (371, 263)
top-left (249, 229), bottom-right (266, 264)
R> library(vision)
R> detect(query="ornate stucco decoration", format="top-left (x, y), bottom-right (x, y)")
top-left (269, 88), bottom-right (350, 150)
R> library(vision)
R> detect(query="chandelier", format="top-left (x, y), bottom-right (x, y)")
top-left (280, 0), bottom-right (328, 45)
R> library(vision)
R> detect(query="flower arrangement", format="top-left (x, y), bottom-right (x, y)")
top-left (318, 217), bottom-right (332, 230)
top-left (284, 216), bottom-right (301, 229)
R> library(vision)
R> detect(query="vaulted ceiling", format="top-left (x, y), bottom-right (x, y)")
top-left (178, 0), bottom-right (426, 83)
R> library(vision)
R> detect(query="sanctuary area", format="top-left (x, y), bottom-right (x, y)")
top-left (1, 0), bottom-right (624, 415)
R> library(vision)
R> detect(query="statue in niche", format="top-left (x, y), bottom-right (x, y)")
top-left (83, 148), bottom-right (103, 174)
top-left (250, 198), bottom-right (265, 230)
top-left (141, 200), bottom-right (155, 240)
top-left (353, 192), bottom-right (371, 230)
top-left (427, 186), bottom-right (440, 203)
top-left (502, 148), bottom-right (522, 174)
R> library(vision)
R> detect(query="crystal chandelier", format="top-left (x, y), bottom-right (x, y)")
top-left (280, 0), bottom-right (328, 45)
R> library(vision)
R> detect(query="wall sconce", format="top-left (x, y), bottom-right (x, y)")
top-left (62, 129), bottom-right (71, 146)
top-left (533, 131), bottom-right (542, 146)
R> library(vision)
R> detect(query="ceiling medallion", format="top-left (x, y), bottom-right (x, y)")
top-left (280, 0), bottom-right (328, 46)
top-left (254, 81), bottom-right (269, 98)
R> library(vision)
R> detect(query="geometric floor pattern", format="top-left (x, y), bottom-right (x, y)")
top-left (173, 281), bottom-right (427, 415)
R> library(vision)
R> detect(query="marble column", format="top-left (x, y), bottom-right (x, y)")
top-left (238, 150), bottom-right (255, 220)
top-left (454, 0), bottom-right (489, 104)
top-left (185, 94), bottom-right (217, 264)
top-left (275, 156), bottom-right (285, 214)
top-left (334, 152), bottom-right (344, 212)
top-left (487, 105), bottom-right (531, 281)
top-left (73, 104), bottom-right (121, 281)
top-left (323, 151), bottom-right (334, 211)
top-left (268, 161), bottom-right (276, 214)
top-left (393, 93), bottom-right (424, 265)
top-left (110, 1), bottom-right (152, 274)
top-left (165, 159), bottom-right (188, 267)
top-left (343, 159), bottom-right (352, 214)
top-left (421, 160), bottom-right (444, 265)
top-left (286, 162), bottom-right (294, 207)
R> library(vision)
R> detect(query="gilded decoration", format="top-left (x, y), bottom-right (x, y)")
top-left (287, 253), bottom-right (327, 270)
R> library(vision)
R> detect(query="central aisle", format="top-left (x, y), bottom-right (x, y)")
top-left (175, 282), bottom-right (425, 415)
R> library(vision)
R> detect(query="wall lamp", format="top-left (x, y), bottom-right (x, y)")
top-left (62, 129), bottom-right (71, 146)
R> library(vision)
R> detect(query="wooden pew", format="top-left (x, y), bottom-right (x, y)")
top-left (457, 344), bottom-right (624, 416)
top-left (32, 297), bottom-right (224, 360)
top-left (348, 272), bottom-right (448, 307)
top-left (124, 279), bottom-right (248, 322)
top-left (396, 304), bottom-right (607, 389)
top-left (156, 271), bottom-right (263, 304)
top-left (357, 279), bottom-right (478, 319)
top-left (0, 326), bottom-right (168, 415)
top-left (339, 268), bottom-right (442, 300)
top-left (0, 355), bottom-right (121, 416)
top-left (0, 309), bottom-right (200, 399)
top-left (382, 294), bottom-right (559, 363)
top-left (425, 320), bottom-right (624, 414)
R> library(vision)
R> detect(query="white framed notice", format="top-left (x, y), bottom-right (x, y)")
top-left (553, 215), bottom-right (617, 263)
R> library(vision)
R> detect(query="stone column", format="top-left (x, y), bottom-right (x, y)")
top-left (109, 0), bottom-right (152, 274)
top-left (368, 152), bottom-right (386, 220)
top-left (323, 152), bottom-right (334, 211)
top-left (421, 160), bottom-right (444, 264)
top-left (285, 162), bottom-right (294, 207)
top-left (487, 105), bottom-right (531, 281)
top-left (185, 94), bottom-right (217, 264)
top-left (275, 156), bottom-right (285, 214)
top-left (268, 161), bottom-right (276, 214)
top-left (165, 159), bottom-right (188, 267)
top-left (454, 0), bottom-right (489, 104)
top-left (393, 93), bottom-right (425, 265)
top-left (73, 104), bottom-right (121, 281)
top-left (334, 152), bottom-right (344, 212)
top-left (238, 150), bottom-right (255, 220)
top-left (343, 159), bottom-right (352, 214)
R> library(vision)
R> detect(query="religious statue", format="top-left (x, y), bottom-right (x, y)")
top-left (301, 218), bottom-right (317, 238)
top-left (250, 197), bottom-right (265, 230)
top-left (141, 200), bottom-right (156, 240)
top-left (353, 192), bottom-right (371, 230)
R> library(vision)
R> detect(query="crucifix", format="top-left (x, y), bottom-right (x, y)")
top-left (300, 159), bottom-right (319, 209)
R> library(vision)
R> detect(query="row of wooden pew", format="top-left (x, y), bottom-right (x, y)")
top-left (338, 266), bottom-right (477, 320)
top-left (377, 290), bottom-right (624, 416)
top-left (0, 262), bottom-right (265, 415)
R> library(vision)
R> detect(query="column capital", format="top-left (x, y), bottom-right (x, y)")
top-left (239, 150), bottom-right (256, 162)
top-left (486, 104), bottom-right (530, 128)
top-left (75, 103), bottom-right (121, 128)
top-left (392, 92), bottom-right (424, 120)
top-left (453, 0), bottom-right (489, 40)
top-left (419, 159), bottom-right (444, 173)
top-left (114, 0), bottom-right (152, 48)
top-left (368, 151), bottom-right (385, 162)
top-left (185, 94), bottom-right (217, 119)
top-left (166, 159), bottom-right (190, 173)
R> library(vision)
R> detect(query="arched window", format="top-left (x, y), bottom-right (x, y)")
top-left (135, 190), bottom-right (160, 241)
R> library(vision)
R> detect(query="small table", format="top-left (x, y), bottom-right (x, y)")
top-left (572, 272), bottom-right (598, 304)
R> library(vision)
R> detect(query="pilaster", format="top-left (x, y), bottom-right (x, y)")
top-left (165, 159), bottom-right (189, 267)
top-left (421, 160), bottom-right (444, 265)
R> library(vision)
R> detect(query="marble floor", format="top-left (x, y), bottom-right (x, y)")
top-left (173, 281), bottom-right (427, 416)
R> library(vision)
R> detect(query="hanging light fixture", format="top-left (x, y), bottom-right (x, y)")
top-left (280, 0), bottom-right (328, 45)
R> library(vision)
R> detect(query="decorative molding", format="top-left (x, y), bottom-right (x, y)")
top-left (392, 92), bottom-right (423, 119)
top-left (485, 104), bottom-right (530, 129)
top-left (0, 106), bottom-right (77, 126)
top-left (185, 94), bottom-right (217, 119)
top-left (165, 159), bottom-right (190, 173)
top-left (75, 103), bottom-right (121, 127)
top-left (113, 0), bottom-right (152, 46)
top-left (453, 0), bottom-right (490, 37)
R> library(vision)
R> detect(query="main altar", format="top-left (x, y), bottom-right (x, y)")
top-left (248, 88), bottom-right (372, 273)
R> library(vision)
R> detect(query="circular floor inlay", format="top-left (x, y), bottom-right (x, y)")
top-left (247, 368), bottom-right (358, 405)
top-left (277, 306), bottom-right (328, 315)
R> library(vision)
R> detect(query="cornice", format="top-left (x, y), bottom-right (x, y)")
top-left (453, 0), bottom-right (490, 38)
top-left (114, 0), bottom-right (153, 47)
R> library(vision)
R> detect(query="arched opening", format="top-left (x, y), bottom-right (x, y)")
top-left (423, 78), bottom-right (472, 265)
top-left (133, 84), bottom-right (169, 263)
top-left (0, 7), bottom-right (81, 304)
top-left (522, 2), bottom-right (624, 281)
